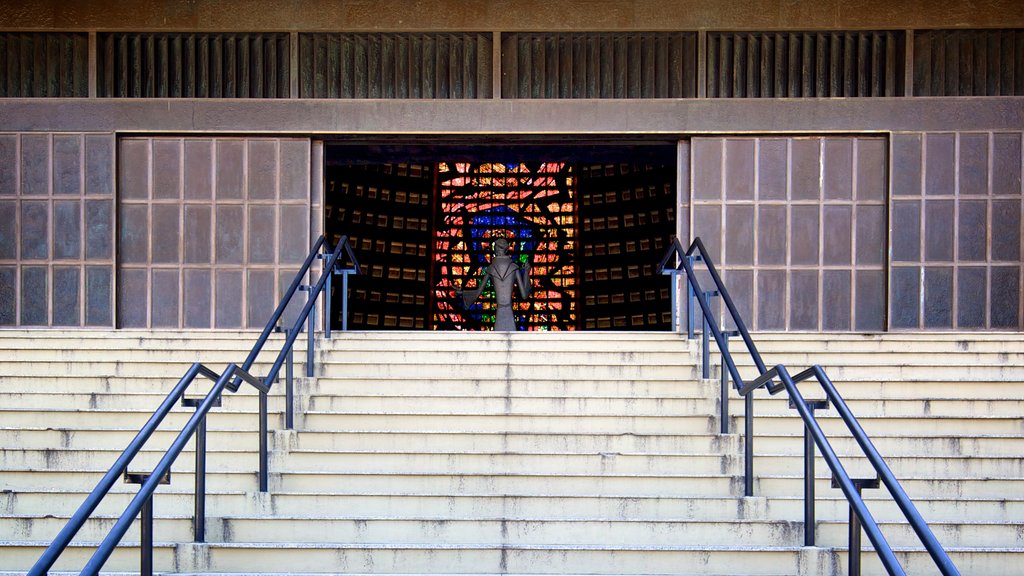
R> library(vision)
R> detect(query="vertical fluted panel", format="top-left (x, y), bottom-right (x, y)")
top-left (501, 32), bottom-right (696, 99)
top-left (299, 33), bottom-right (493, 99)
top-left (707, 31), bottom-right (904, 97)
top-left (914, 29), bottom-right (1024, 96)
top-left (97, 33), bottom-right (290, 98)
top-left (0, 33), bottom-right (88, 97)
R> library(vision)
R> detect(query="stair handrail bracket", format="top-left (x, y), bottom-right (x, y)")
top-left (660, 236), bottom-right (960, 576)
top-left (29, 234), bottom-right (359, 576)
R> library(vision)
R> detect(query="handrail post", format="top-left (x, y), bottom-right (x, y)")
top-left (298, 284), bottom-right (316, 378)
top-left (181, 395), bottom-right (220, 543)
top-left (275, 326), bottom-right (295, 430)
top-left (700, 290), bottom-right (719, 379)
top-left (341, 270), bottom-right (351, 332)
top-left (744, 389), bottom-right (754, 497)
top-left (834, 476), bottom-right (881, 576)
top-left (686, 256), bottom-right (696, 339)
top-left (323, 254), bottom-right (333, 340)
top-left (796, 398), bottom-right (830, 546)
top-left (720, 330), bottom-right (740, 434)
top-left (259, 389), bottom-right (268, 492)
top-left (123, 471), bottom-right (170, 576)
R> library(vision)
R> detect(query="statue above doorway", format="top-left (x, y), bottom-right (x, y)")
top-left (457, 238), bottom-right (531, 331)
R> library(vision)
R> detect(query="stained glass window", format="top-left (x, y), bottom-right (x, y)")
top-left (431, 162), bottom-right (578, 330)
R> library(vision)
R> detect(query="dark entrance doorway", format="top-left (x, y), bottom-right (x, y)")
top-left (323, 139), bottom-right (677, 331)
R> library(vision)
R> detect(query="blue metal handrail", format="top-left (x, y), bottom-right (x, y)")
top-left (29, 233), bottom-right (359, 575)
top-left (659, 236), bottom-right (959, 576)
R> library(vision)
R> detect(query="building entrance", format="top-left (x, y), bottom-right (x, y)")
top-left (323, 140), bottom-right (677, 331)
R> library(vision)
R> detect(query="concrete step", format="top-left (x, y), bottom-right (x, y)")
top-left (1, 489), bottom-right (253, 517)
top-left (0, 541), bottom-right (176, 573)
top-left (758, 475), bottom-right (1024, 499)
top-left (0, 408), bottom-right (284, 430)
top-left (308, 378), bottom-right (716, 398)
top-left (300, 412), bottom-right (718, 435)
top-left (315, 362), bottom-right (699, 380)
top-left (0, 514), bottom-right (193, 542)
top-left (751, 453), bottom-right (1024, 478)
top-left (285, 430), bottom-right (739, 454)
top-left (816, 519), bottom-right (1024, 548)
top-left (737, 413), bottom-right (1024, 436)
top-left (167, 542), bottom-right (812, 575)
top-left (303, 395), bottom-right (717, 415)
top-left (0, 391), bottom-right (287, 412)
top-left (766, 496), bottom-right (1024, 524)
top-left (273, 450), bottom-right (741, 476)
top-left (272, 471), bottom-right (743, 497)
top-left (0, 447), bottom-right (265, 473)
top-left (209, 516), bottom-right (804, 546)
top-left (751, 432), bottom-right (1024, 457)
top-left (734, 396), bottom-right (1024, 418)
top-left (0, 469), bottom-right (259, 492)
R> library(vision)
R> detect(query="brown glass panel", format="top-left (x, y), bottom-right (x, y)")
top-left (790, 204), bottom-right (819, 265)
top-left (53, 135), bottom-right (81, 196)
top-left (791, 139), bottom-right (821, 200)
top-left (85, 266), bottom-right (111, 327)
top-left (757, 269), bottom-right (786, 329)
top-left (925, 133), bottom-right (955, 196)
top-left (757, 205), bottom-right (787, 266)
top-left (992, 199), bottom-right (1022, 262)
top-left (822, 269), bottom-right (852, 330)
top-left (20, 266), bottom-right (47, 325)
top-left (824, 139), bottom-right (853, 200)
top-left (20, 201), bottom-right (49, 260)
top-left (693, 139), bottom-right (722, 200)
top-left (992, 133), bottom-right (1022, 196)
top-left (923, 266), bottom-right (954, 328)
top-left (823, 205), bottom-right (852, 265)
top-left (892, 134), bottom-right (922, 197)
top-left (959, 133), bottom-right (990, 196)
top-left (991, 266), bottom-right (1021, 328)
top-left (957, 199), bottom-right (988, 262)
top-left (724, 140), bottom-right (755, 200)
top-left (924, 200), bottom-right (954, 261)
top-left (758, 139), bottom-right (788, 200)
top-left (789, 269), bottom-right (819, 329)
top-left (957, 266), bottom-right (987, 328)
top-left (891, 200), bottom-right (921, 262)
top-left (725, 205), bottom-right (754, 265)
top-left (890, 266), bottom-right (921, 328)
top-left (0, 136), bottom-right (17, 195)
top-left (855, 269), bottom-right (886, 331)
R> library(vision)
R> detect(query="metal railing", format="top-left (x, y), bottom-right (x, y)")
top-left (659, 236), bottom-right (959, 576)
top-left (29, 234), bottom-right (359, 576)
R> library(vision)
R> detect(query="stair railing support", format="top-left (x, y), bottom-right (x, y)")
top-left (720, 330), bottom-right (740, 434)
top-left (123, 471), bottom-right (170, 576)
top-left (834, 476), bottom-right (881, 576)
top-left (299, 284), bottom-right (316, 377)
top-left (180, 395), bottom-right (220, 542)
top-left (744, 389), bottom-right (754, 497)
top-left (259, 389), bottom-right (268, 492)
top-left (274, 326), bottom-right (295, 430)
top-left (795, 398), bottom-right (830, 546)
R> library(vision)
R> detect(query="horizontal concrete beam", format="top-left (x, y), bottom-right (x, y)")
top-left (2, 0), bottom-right (1022, 32)
top-left (1, 97), bottom-right (1023, 135)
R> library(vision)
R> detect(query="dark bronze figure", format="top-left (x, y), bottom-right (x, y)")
top-left (457, 238), bottom-right (531, 331)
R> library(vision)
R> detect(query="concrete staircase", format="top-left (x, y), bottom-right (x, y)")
top-left (0, 330), bottom-right (1022, 575)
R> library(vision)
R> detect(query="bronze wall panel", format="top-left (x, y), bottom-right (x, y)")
top-left (889, 131), bottom-right (1024, 330)
top-left (914, 30), bottom-right (1024, 96)
top-left (0, 131), bottom-right (114, 326)
top-left (691, 135), bottom-right (888, 331)
top-left (117, 136), bottom-right (311, 329)
top-left (0, 33), bottom-right (88, 97)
